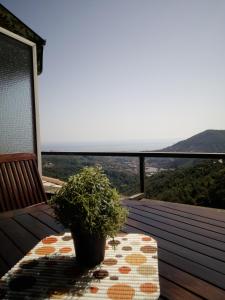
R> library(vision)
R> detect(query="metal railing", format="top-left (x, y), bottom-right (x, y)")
top-left (41, 151), bottom-right (225, 194)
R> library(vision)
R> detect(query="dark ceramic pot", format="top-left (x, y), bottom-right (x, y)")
top-left (71, 228), bottom-right (106, 267)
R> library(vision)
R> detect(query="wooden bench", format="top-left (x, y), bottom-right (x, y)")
top-left (0, 153), bottom-right (47, 212)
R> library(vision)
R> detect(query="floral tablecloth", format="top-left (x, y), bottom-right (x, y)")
top-left (0, 233), bottom-right (160, 299)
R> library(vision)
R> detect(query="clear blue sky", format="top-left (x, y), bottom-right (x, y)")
top-left (2, 0), bottom-right (225, 145)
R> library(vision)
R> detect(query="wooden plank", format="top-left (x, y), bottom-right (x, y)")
top-left (123, 223), bottom-right (225, 290)
top-left (5, 163), bottom-right (21, 209)
top-left (0, 256), bottom-right (9, 277)
top-left (128, 203), bottom-right (225, 235)
top-left (10, 161), bottom-right (27, 208)
top-left (141, 201), bottom-right (225, 230)
top-left (159, 277), bottom-right (203, 300)
top-left (15, 161), bottom-right (30, 207)
top-left (127, 209), bottom-right (225, 252)
top-left (158, 248), bottom-right (225, 290)
top-left (0, 203), bottom-right (46, 220)
top-left (0, 163), bottom-right (15, 210)
top-left (142, 202), bottom-right (225, 229)
top-left (144, 199), bottom-right (225, 223)
top-left (42, 176), bottom-right (64, 186)
top-left (24, 160), bottom-right (39, 204)
top-left (0, 175), bottom-right (7, 212)
top-left (0, 167), bottom-right (10, 210)
top-left (122, 199), bottom-right (143, 206)
top-left (0, 153), bottom-right (47, 212)
top-left (28, 160), bottom-right (44, 203)
top-left (126, 205), bottom-right (225, 244)
top-left (20, 161), bottom-right (34, 206)
top-left (127, 212), bottom-right (225, 263)
top-left (125, 217), bottom-right (225, 274)
top-left (0, 218), bottom-right (39, 254)
top-left (14, 213), bottom-right (56, 240)
top-left (28, 204), bottom-right (55, 218)
top-left (37, 203), bottom-right (51, 211)
top-left (41, 206), bottom-right (59, 219)
top-left (42, 206), bottom-right (54, 215)
top-left (155, 201), bottom-right (225, 225)
top-left (0, 153), bottom-right (35, 163)
top-left (159, 261), bottom-right (225, 299)
top-left (0, 230), bottom-right (23, 267)
top-left (30, 210), bottom-right (65, 233)
top-left (29, 159), bottom-right (47, 203)
top-left (1, 202), bottom-right (224, 299)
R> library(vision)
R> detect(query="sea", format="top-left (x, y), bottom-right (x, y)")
top-left (42, 139), bottom-right (179, 152)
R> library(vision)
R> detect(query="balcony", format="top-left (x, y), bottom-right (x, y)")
top-left (1, 151), bottom-right (225, 299)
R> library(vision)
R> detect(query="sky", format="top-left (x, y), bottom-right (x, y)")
top-left (1, 0), bottom-right (225, 147)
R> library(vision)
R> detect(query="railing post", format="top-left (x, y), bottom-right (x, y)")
top-left (139, 156), bottom-right (145, 194)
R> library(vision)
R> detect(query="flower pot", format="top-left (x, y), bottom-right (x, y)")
top-left (71, 228), bottom-right (106, 267)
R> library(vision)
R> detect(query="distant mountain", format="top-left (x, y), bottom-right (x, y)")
top-left (150, 130), bottom-right (225, 168)
top-left (161, 130), bottom-right (225, 153)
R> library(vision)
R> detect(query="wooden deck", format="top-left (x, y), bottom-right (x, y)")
top-left (0, 199), bottom-right (225, 299)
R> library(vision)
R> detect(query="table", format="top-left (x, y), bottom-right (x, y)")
top-left (0, 233), bottom-right (160, 299)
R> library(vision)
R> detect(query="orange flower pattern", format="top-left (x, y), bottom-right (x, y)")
top-left (1, 233), bottom-right (160, 299)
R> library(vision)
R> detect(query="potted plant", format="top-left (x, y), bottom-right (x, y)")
top-left (49, 166), bottom-right (128, 267)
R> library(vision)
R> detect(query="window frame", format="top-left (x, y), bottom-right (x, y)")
top-left (0, 26), bottom-right (41, 174)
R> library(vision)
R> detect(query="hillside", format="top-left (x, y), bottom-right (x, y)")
top-left (145, 160), bottom-right (225, 208)
top-left (150, 130), bottom-right (225, 168)
top-left (161, 130), bottom-right (225, 153)
top-left (42, 155), bottom-right (139, 195)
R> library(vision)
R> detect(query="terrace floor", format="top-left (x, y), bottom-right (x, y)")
top-left (0, 199), bottom-right (225, 299)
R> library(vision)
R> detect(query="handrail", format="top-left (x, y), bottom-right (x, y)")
top-left (41, 151), bottom-right (225, 194)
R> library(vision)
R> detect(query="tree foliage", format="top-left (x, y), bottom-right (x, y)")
top-left (42, 155), bottom-right (139, 195)
top-left (145, 160), bottom-right (225, 208)
top-left (43, 156), bottom-right (225, 209)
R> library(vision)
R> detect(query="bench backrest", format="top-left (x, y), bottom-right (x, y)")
top-left (0, 153), bottom-right (47, 212)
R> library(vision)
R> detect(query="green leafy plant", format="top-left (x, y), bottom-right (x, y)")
top-left (49, 166), bottom-right (128, 238)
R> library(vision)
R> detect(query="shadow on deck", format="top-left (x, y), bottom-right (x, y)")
top-left (0, 199), bottom-right (225, 299)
